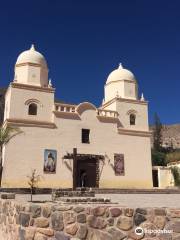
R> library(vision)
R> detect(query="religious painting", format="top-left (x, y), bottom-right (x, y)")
top-left (114, 154), bottom-right (125, 176)
top-left (44, 149), bottom-right (57, 174)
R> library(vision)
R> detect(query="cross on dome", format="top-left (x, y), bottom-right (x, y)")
top-left (118, 63), bottom-right (123, 69)
top-left (30, 44), bottom-right (35, 51)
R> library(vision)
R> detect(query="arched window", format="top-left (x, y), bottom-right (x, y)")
top-left (28, 103), bottom-right (37, 115)
top-left (130, 114), bottom-right (136, 125)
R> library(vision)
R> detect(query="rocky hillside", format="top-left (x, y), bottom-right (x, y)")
top-left (161, 124), bottom-right (180, 149)
top-left (0, 88), bottom-right (6, 125)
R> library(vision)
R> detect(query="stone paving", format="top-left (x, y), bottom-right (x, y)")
top-left (15, 193), bottom-right (180, 207)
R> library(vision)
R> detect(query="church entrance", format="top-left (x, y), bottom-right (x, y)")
top-left (63, 149), bottom-right (104, 189)
top-left (76, 157), bottom-right (98, 188)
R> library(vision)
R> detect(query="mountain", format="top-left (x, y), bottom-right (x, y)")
top-left (161, 124), bottom-right (180, 149)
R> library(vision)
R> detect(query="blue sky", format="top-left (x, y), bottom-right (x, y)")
top-left (0, 0), bottom-right (180, 124)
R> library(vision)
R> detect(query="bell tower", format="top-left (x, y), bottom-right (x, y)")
top-left (104, 63), bottom-right (138, 103)
top-left (4, 45), bottom-right (54, 125)
top-left (14, 44), bottom-right (48, 87)
top-left (102, 64), bottom-right (149, 131)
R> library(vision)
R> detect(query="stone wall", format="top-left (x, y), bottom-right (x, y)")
top-left (0, 199), bottom-right (180, 240)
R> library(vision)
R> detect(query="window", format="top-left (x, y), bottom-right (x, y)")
top-left (82, 129), bottom-right (90, 143)
top-left (130, 114), bottom-right (136, 125)
top-left (28, 103), bottom-right (37, 115)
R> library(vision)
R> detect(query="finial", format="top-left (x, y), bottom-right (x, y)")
top-left (141, 93), bottom-right (145, 101)
top-left (118, 63), bottom-right (123, 69)
top-left (48, 79), bottom-right (52, 88)
top-left (30, 44), bottom-right (35, 51)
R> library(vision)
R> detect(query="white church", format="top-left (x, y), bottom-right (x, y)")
top-left (1, 45), bottom-right (153, 189)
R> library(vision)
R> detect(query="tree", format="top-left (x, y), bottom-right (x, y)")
top-left (171, 166), bottom-right (180, 187)
top-left (27, 169), bottom-right (41, 202)
top-left (0, 126), bottom-right (21, 186)
top-left (153, 113), bottom-right (163, 152)
top-left (151, 113), bottom-right (168, 166)
top-left (151, 149), bottom-right (167, 166)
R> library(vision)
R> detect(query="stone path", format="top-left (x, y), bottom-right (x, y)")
top-left (15, 193), bottom-right (180, 207)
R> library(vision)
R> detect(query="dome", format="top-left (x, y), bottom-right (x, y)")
top-left (16, 44), bottom-right (47, 68)
top-left (106, 63), bottom-right (136, 84)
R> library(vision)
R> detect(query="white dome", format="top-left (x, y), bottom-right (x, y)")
top-left (16, 44), bottom-right (47, 68)
top-left (106, 63), bottom-right (135, 84)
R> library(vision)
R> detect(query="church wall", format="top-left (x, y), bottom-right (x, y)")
top-left (2, 108), bottom-right (152, 189)
top-left (14, 65), bottom-right (29, 84)
top-left (5, 86), bottom-right (54, 123)
top-left (124, 81), bottom-right (137, 99)
top-left (27, 65), bottom-right (41, 86)
top-left (3, 86), bottom-right (11, 121)
top-left (15, 65), bottom-right (48, 87)
top-left (104, 81), bottom-right (124, 102)
top-left (1, 46), bottom-right (153, 189)
top-left (116, 100), bottom-right (149, 131)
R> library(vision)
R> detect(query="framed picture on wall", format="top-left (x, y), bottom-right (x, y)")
top-left (114, 153), bottom-right (125, 176)
top-left (44, 149), bottom-right (57, 174)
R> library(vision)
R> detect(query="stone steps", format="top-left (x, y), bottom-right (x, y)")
top-left (1, 187), bottom-right (180, 194)
top-left (52, 189), bottom-right (95, 198)
top-left (54, 197), bottom-right (111, 203)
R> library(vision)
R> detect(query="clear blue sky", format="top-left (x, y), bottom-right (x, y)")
top-left (0, 0), bottom-right (179, 125)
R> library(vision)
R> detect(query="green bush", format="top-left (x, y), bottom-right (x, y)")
top-left (166, 150), bottom-right (180, 163)
top-left (171, 166), bottom-right (180, 187)
top-left (151, 150), bottom-right (167, 166)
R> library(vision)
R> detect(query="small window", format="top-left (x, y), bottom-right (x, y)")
top-left (82, 129), bottom-right (90, 144)
top-left (28, 103), bottom-right (37, 115)
top-left (130, 114), bottom-right (136, 125)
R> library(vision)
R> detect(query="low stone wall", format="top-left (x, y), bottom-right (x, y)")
top-left (0, 199), bottom-right (180, 240)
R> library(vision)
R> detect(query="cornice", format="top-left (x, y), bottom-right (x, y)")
top-left (4, 118), bottom-right (56, 129)
top-left (101, 97), bottom-right (148, 109)
top-left (54, 102), bottom-right (77, 108)
top-left (53, 111), bottom-right (80, 120)
top-left (105, 79), bottom-right (136, 87)
top-left (118, 128), bottom-right (152, 137)
top-left (10, 83), bottom-right (55, 93)
top-left (15, 62), bottom-right (41, 67)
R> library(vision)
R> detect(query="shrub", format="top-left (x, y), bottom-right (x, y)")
top-left (166, 150), bottom-right (180, 163)
top-left (171, 166), bottom-right (180, 187)
top-left (151, 150), bottom-right (167, 166)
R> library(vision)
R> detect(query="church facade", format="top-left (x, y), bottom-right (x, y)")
top-left (1, 45), bottom-right (153, 189)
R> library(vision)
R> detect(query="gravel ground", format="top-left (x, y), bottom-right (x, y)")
top-left (15, 193), bottom-right (180, 208)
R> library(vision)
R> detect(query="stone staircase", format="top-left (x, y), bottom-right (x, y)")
top-left (52, 188), bottom-right (111, 203)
